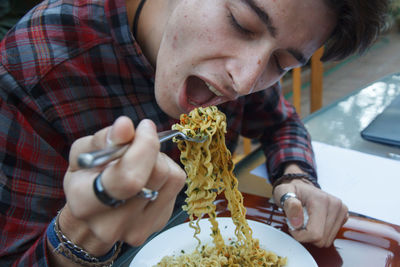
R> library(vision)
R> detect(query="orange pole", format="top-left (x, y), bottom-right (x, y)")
top-left (310, 46), bottom-right (324, 113)
top-left (292, 67), bottom-right (302, 114)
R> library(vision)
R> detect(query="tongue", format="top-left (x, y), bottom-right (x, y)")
top-left (186, 76), bottom-right (215, 105)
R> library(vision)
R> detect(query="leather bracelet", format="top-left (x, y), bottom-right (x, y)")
top-left (272, 173), bottom-right (316, 193)
top-left (47, 210), bottom-right (122, 267)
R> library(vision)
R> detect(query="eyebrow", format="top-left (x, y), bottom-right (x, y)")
top-left (242, 0), bottom-right (277, 37)
top-left (241, 0), bottom-right (308, 66)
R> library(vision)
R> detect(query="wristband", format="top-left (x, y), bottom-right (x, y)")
top-left (46, 210), bottom-right (122, 266)
top-left (272, 173), bottom-right (317, 194)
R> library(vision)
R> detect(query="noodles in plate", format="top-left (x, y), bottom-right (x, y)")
top-left (156, 106), bottom-right (286, 267)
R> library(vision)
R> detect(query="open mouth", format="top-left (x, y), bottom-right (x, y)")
top-left (205, 81), bottom-right (223, 97)
top-left (186, 76), bottom-right (223, 107)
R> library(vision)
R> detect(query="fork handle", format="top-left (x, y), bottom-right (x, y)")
top-left (77, 145), bottom-right (129, 168)
top-left (77, 130), bottom-right (181, 168)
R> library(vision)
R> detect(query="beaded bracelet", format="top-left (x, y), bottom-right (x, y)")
top-left (47, 210), bottom-right (122, 267)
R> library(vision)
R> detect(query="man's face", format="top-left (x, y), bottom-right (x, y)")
top-left (154, 0), bottom-right (336, 119)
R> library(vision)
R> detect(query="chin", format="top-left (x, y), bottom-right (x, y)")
top-left (168, 112), bottom-right (181, 120)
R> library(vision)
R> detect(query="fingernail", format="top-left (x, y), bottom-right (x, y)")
top-left (106, 117), bottom-right (122, 146)
top-left (290, 217), bottom-right (303, 228)
top-left (138, 119), bottom-right (155, 131)
top-left (106, 127), bottom-right (115, 147)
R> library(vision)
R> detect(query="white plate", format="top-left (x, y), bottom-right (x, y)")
top-left (130, 217), bottom-right (317, 266)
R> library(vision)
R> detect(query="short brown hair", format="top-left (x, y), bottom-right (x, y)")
top-left (321, 0), bottom-right (389, 62)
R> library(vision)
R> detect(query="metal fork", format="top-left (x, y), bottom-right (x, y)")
top-left (77, 129), bottom-right (207, 168)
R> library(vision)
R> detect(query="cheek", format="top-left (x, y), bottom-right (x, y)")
top-left (198, 13), bottom-right (217, 43)
top-left (255, 66), bottom-right (281, 92)
top-left (178, 26), bottom-right (216, 52)
top-left (171, 33), bottom-right (179, 50)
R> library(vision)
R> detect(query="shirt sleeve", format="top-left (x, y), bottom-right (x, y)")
top-left (240, 83), bottom-right (318, 186)
top-left (0, 67), bottom-right (67, 266)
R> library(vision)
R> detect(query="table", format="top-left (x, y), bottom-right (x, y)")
top-left (304, 72), bottom-right (400, 158)
top-left (116, 72), bottom-right (400, 266)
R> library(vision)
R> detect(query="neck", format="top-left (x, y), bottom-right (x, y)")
top-left (125, 0), bottom-right (172, 67)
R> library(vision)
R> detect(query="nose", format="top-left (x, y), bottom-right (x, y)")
top-left (226, 45), bottom-right (273, 96)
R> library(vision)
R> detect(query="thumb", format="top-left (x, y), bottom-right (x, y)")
top-left (284, 197), bottom-right (304, 230)
top-left (106, 116), bottom-right (136, 146)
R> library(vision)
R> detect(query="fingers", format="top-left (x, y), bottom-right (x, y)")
top-left (68, 116), bottom-right (135, 171)
top-left (106, 116), bottom-right (136, 146)
top-left (101, 119), bottom-right (160, 200)
top-left (296, 194), bottom-right (347, 247)
top-left (122, 156), bottom-right (186, 245)
top-left (65, 118), bottom-right (160, 212)
top-left (291, 195), bottom-right (326, 245)
top-left (325, 201), bottom-right (348, 246)
top-left (284, 197), bottom-right (304, 230)
top-left (65, 118), bottom-right (157, 216)
top-left (146, 152), bottom-right (186, 193)
top-left (64, 116), bottom-right (186, 246)
top-left (273, 179), bottom-right (348, 248)
top-left (86, 153), bottom-right (186, 245)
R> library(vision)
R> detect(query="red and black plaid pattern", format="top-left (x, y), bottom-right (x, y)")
top-left (0, 0), bottom-right (316, 265)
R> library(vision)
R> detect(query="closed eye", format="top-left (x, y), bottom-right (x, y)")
top-left (228, 12), bottom-right (253, 36)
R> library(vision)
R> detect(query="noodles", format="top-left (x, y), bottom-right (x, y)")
top-left (156, 106), bottom-right (286, 267)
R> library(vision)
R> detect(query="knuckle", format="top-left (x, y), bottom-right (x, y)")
top-left (167, 175), bottom-right (186, 195)
top-left (126, 231), bottom-right (149, 247)
top-left (93, 225), bottom-right (120, 244)
top-left (70, 138), bottom-right (84, 151)
top-left (325, 238), bottom-right (335, 248)
top-left (289, 231), bottom-right (301, 240)
top-left (69, 137), bottom-right (91, 161)
top-left (289, 231), bottom-right (307, 243)
top-left (155, 154), bottom-right (171, 177)
top-left (329, 195), bottom-right (342, 207)
top-left (314, 240), bottom-right (325, 248)
top-left (119, 176), bottom-right (146, 197)
top-left (68, 203), bottom-right (87, 220)
top-left (319, 192), bottom-right (330, 202)
top-left (309, 229), bottom-right (324, 244)
top-left (153, 214), bottom-right (170, 232)
top-left (172, 168), bottom-right (187, 186)
top-left (139, 134), bottom-right (160, 151)
top-left (103, 168), bottom-right (147, 199)
top-left (162, 154), bottom-right (186, 189)
top-left (67, 185), bottom-right (91, 219)
top-left (155, 219), bottom-right (169, 233)
top-left (342, 203), bottom-right (349, 214)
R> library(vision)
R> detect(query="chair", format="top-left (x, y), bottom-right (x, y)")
top-left (293, 46), bottom-right (325, 114)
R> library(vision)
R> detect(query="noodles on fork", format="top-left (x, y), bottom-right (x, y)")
top-left (156, 106), bottom-right (287, 267)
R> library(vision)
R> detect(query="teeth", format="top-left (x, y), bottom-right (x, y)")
top-left (205, 82), bottom-right (223, 96)
top-left (188, 99), bottom-right (197, 106)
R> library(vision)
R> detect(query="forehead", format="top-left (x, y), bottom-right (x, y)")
top-left (254, 0), bottom-right (331, 18)
top-left (253, 0), bottom-right (336, 57)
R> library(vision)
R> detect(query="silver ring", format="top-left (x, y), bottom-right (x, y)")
top-left (93, 173), bottom-right (125, 207)
top-left (93, 172), bottom-right (158, 206)
top-left (280, 192), bottom-right (298, 208)
top-left (138, 187), bottom-right (158, 201)
top-left (280, 192), bottom-right (309, 230)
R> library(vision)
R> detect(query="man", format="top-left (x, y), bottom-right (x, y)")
top-left (0, 0), bottom-right (388, 266)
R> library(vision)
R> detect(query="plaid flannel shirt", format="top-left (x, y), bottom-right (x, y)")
top-left (0, 0), bottom-right (317, 265)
